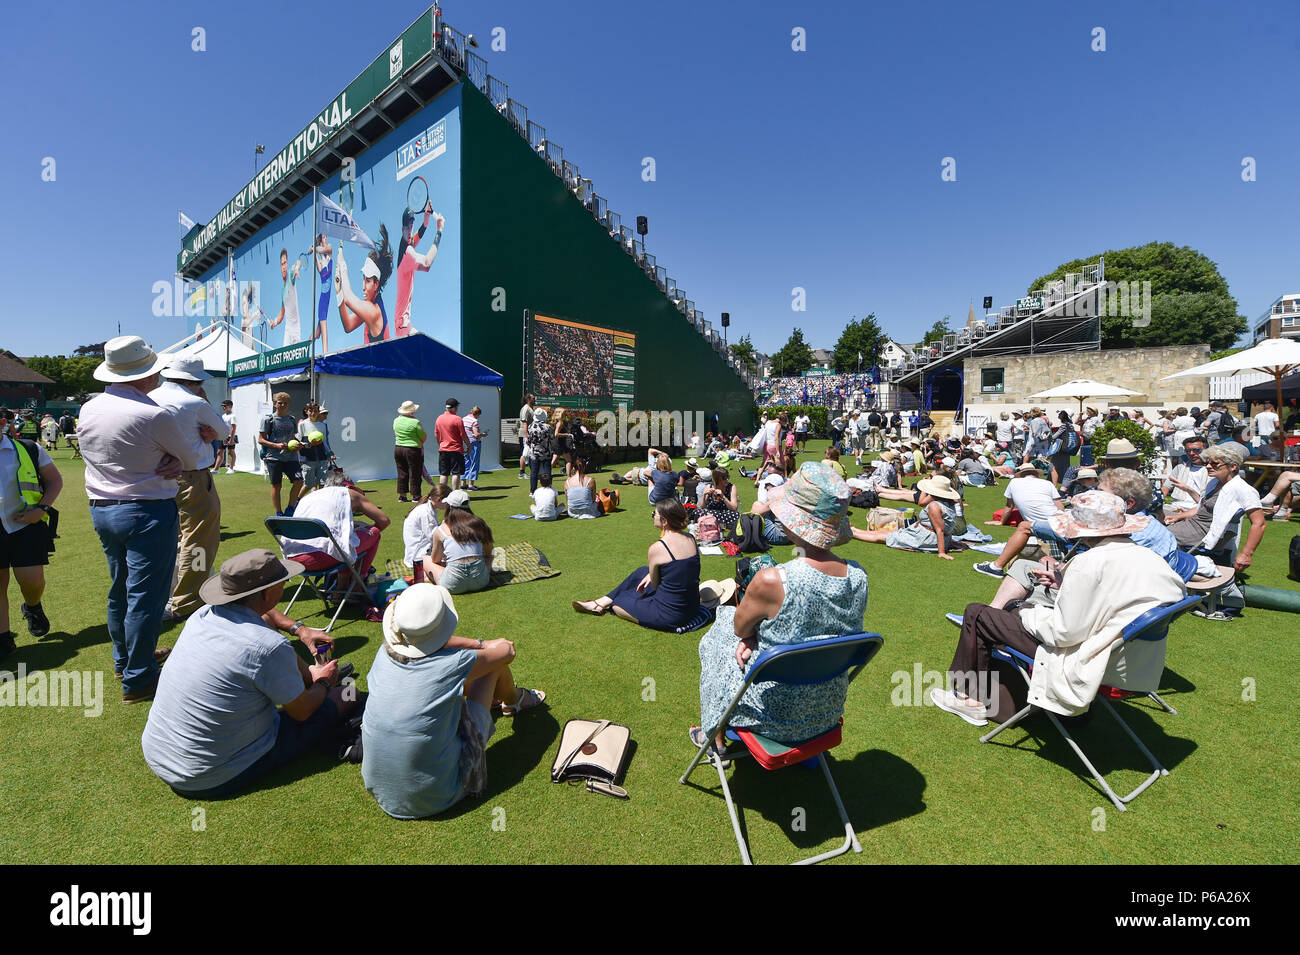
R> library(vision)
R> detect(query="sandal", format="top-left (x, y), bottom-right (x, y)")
top-left (501, 687), bottom-right (547, 717)
top-left (688, 726), bottom-right (732, 768)
top-left (572, 599), bottom-right (606, 616)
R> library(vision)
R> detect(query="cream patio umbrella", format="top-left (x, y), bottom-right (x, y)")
top-left (1161, 337), bottom-right (1300, 414)
top-left (1025, 378), bottom-right (1141, 415)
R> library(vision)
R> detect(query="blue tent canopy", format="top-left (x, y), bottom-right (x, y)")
top-left (313, 333), bottom-right (503, 387)
top-left (232, 333), bottom-right (504, 388)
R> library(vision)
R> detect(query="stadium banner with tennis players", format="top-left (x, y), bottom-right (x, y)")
top-left (526, 312), bottom-right (636, 412)
top-left (193, 83), bottom-right (463, 356)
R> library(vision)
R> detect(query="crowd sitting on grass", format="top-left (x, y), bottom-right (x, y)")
top-left (10, 337), bottom-right (1292, 828)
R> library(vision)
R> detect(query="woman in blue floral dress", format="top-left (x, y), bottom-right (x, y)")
top-left (697, 463), bottom-right (868, 746)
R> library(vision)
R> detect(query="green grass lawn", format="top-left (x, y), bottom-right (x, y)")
top-left (3, 441), bottom-right (1297, 864)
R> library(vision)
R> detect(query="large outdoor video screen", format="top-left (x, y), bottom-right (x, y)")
top-left (194, 86), bottom-right (462, 355)
top-left (528, 313), bottom-right (636, 412)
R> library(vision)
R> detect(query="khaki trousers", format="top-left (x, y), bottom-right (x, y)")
top-left (170, 469), bottom-right (222, 616)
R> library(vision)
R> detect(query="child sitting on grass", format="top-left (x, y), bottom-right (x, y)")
top-left (531, 472), bottom-right (559, 521)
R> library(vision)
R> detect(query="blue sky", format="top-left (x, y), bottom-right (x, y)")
top-left (6, 0), bottom-right (1298, 358)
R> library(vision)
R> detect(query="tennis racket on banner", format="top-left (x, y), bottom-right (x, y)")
top-left (406, 175), bottom-right (431, 217)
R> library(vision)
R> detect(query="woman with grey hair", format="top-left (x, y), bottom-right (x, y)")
top-left (1165, 443), bottom-right (1267, 572)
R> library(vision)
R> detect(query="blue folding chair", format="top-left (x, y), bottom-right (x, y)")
top-left (679, 632), bottom-right (884, 865)
top-left (980, 594), bottom-right (1204, 811)
top-left (265, 516), bottom-right (368, 632)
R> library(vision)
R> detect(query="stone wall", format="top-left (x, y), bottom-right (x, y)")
top-left (963, 345), bottom-right (1211, 414)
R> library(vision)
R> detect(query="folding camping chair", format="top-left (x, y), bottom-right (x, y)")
top-left (264, 516), bottom-right (368, 632)
top-left (679, 632), bottom-right (885, 865)
top-left (980, 594), bottom-right (1204, 811)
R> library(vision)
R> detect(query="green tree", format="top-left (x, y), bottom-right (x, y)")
top-left (730, 334), bottom-right (758, 374)
top-left (769, 328), bottom-right (814, 377)
top-left (831, 314), bottom-right (884, 372)
top-left (921, 316), bottom-right (952, 346)
top-left (24, 355), bottom-right (100, 399)
top-left (1026, 242), bottom-right (1247, 351)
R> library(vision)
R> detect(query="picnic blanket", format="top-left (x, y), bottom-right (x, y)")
top-left (967, 542), bottom-right (1006, 556)
top-left (489, 542), bottom-right (561, 587)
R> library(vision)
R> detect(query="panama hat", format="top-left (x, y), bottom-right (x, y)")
top-left (916, 474), bottom-right (962, 501)
top-left (698, 578), bottom-right (738, 610)
top-left (93, 335), bottom-right (169, 383)
top-left (1076, 467), bottom-right (1099, 480)
top-left (1047, 491), bottom-right (1148, 540)
top-left (1015, 462), bottom-right (1039, 475)
top-left (161, 356), bottom-right (211, 382)
top-left (1103, 438), bottom-right (1139, 460)
top-left (765, 462), bottom-right (852, 549)
top-left (398, 400), bottom-right (420, 415)
top-left (686, 457), bottom-right (698, 467)
top-left (199, 549), bottom-right (303, 606)
top-left (383, 583), bottom-right (459, 660)
top-left (878, 450), bottom-right (898, 462)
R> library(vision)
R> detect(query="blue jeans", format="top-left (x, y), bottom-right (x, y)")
top-left (465, 440), bottom-right (482, 482)
top-left (90, 500), bottom-right (179, 694)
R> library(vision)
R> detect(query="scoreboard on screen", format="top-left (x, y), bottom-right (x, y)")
top-left (528, 313), bottom-right (636, 412)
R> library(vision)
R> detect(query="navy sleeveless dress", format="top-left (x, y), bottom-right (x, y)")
top-left (606, 539), bottom-right (701, 631)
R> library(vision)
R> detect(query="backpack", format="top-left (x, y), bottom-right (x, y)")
top-left (597, 488), bottom-right (620, 514)
top-left (696, 513), bottom-right (722, 544)
top-left (724, 513), bottom-right (770, 554)
top-left (1064, 427), bottom-right (1081, 455)
top-left (1217, 409), bottom-right (1236, 435)
top-left (849, 486), bottom-right (879, 510)
top-left (1290, 535), bottom-right (1300, 583)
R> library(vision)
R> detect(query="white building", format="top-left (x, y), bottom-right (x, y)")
top-left (1253, 293), bottom-right (1300, 344)
top-left (880, 338), bottom-right (913, 369)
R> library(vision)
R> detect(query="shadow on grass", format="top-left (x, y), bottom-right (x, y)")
top-left (13, 623), bottom-right (116, 674)
top-left (980, 700), bottom-right (1197, 802)
top-left (681, 747), bottom-right (926, 859)
top-left (219, 530), bottom-right (255, 542)
top-left (442, 708), bottom-right (563, 818)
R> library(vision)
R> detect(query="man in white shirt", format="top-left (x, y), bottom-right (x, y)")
top-left (793, 412), bottom-right (811, 452)
top-left (974, 463), bottom-right (1065, 577)
top-left (1254, 402), bottom-right (1279, 443)
top-left (79, 336), bottom-right (200, 703)
top-left (517, 394), bottom-right (535, 480)
top-left (1025, 408), bottom-right (1050, 463)
top-left (217, 398), bottom-right (237, 473)
top-left (151, 358), bottom-right (229, 621)
top-left (1010, 413), bottom-right (1028, 460)
top-left (1162, 435), bottom-right (1209, 514)
top-left (0, 407), bottom-right (64, 659)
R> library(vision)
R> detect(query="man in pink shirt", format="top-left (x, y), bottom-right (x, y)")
top-left (434, 397), bottom-right (470, 492)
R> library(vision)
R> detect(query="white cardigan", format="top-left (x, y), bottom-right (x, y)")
top-left (1019, 538), bottom-right (1186, 716)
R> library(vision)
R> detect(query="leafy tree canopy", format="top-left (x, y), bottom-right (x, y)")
top-left (832, 314), bottom-right (885, 373)
top-left (921, 316), bottom-right (952, 346)
top-left (769, 328), bottom-right (814, 377)
top-left (1026, 241), bottom-right (1246, 351)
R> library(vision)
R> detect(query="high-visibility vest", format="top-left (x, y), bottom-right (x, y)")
top-left (10, 439), bottom-right (47, 522)
top-left (18, 418), bottom-right (39, 439)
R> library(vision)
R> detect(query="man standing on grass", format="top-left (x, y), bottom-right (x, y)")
top-left (0, 407), bottom-right (63, 659)
top-left (259, 393), bottom-right (303, 517)
top-left (435, 398), bottom-right (470, 493)
top-left (518, 393), bottom-right (535, 480)
top-left (78, 336), bottom-right (198, 704)
top-left (150, 358), bottom-right (228, 622)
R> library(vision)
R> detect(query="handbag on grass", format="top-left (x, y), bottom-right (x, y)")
top-left (551, 719), bottom-right (632, 798)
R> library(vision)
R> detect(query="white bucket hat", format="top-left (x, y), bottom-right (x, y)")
top-left (382, 583), bottom-right (460, 660)
top-left (93, 335), bottom-right (168, 383)
top-left (161, 356), bottom-right (210, 382)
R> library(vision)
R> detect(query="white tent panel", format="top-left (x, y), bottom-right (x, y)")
top-left (318, 375), bottom-right (501, 483)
